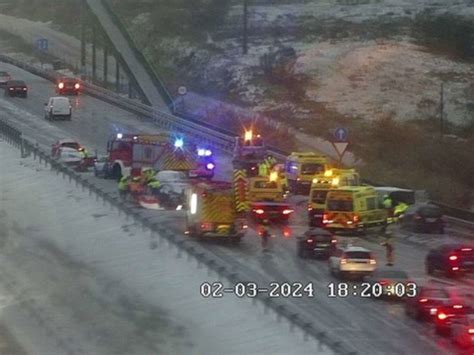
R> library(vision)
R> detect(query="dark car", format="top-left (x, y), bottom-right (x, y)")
top-left (5, 80), bottom-right (28, 98)
top-left (0, 71), bottom-right (11, 86)
top-left (434, 288), bottom-right (474, 336)
top-left (365, 269), bottom-right (412, 299)
top-left (251, 202), bottom-right (293, 223)
top-left (426, 244), bottom-right (474, 278)
top-left (296, 228), bottom-right (337, 258)
top-left (399, 203), bottom-right (444, 234)
top-left (405, 285), bottom-right (453, 321)
top-left (56, 77), bottom-right (81, 95)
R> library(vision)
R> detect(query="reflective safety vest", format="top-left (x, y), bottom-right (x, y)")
top-left (394, 202), bottom-right (409, 216)
top-left (383, 198), bottom-right (392, 209)
top-left (259, 163), bottom-right (269, 176)
top-left (118, 176), bottom-right (130, 191)
top-left (148, 180), bottom-right (161, 189)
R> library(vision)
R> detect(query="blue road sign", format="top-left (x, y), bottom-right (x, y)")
top-left (334, 127), bottom-right (348, 142)
top-left (36, 38), bottom-right (48, 52)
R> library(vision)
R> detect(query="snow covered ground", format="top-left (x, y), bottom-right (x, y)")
top-left (0, 140), bottom-right (332, 355)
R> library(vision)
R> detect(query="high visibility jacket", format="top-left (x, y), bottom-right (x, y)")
top-left (118, 176), bottom-right (130, 191)
top-left (148, 180), bottom-right (161, 189)
top-left (259, 163), bottom-right (269, 176)
top-left (394, 202), bottom-right (409, 216)
top-left (383, 198), bottom-right (392, 209)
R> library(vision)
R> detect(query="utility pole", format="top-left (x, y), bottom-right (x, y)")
top-left (439, 83), bottom-right (445, 140)
top-left (80, 0), bottom-right (86, 79)
top-left (243, 0), bottom-right (248, 54)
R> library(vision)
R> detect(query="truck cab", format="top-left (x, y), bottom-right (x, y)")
top-left (232, 130), bottom-right (267, 177)
top-left (248, 176), bottom-right (293, 223)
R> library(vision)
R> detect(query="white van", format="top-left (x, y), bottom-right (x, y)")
top-left (44, 96), bottom-right (72, 120)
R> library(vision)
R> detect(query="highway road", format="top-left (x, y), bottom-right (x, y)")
top-left (1, 61), bottom-right (473, 354)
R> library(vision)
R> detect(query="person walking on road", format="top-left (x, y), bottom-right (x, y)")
top-left (381, 232), bottom-right (395, 266)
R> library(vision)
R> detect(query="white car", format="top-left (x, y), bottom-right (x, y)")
top-left (44, 96), bottom-right (72, 120)
top-left (0, 71), bottom-right (11, 86)
top-left (155, 170), bottom-right (189, 194)
top-left (55, 147), bottom-right (83, 166)
top-left (328, 246), bottom-right (377, 279)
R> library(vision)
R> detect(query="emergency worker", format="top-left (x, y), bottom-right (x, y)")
top-left (394, 201), bottom-right (409, 220)
top-left (118, 175), bottom-right (131, 199)
top-left (383, 194), bottom-right (394, 223)
top-left (381, 232), bottom-right (395, 266)
top-left (259, 162), bottom-right (269, 176)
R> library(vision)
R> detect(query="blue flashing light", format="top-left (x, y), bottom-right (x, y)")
top-left (197, 148), bottom-right (212, 157)
top-left (205, 149), bottom-right (212, 157)
top-left (206, 162), bottom-right (215, 170)
top-left (197, 148), bottom-right (205, 156)
top-left (174, 138), bottom-right (184, 149)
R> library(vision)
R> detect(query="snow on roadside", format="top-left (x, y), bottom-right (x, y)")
top-left (0, 141), bottom-right (333, 355)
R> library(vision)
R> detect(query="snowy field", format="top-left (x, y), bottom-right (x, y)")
top-left (0, 140), bottom-right (331, 355)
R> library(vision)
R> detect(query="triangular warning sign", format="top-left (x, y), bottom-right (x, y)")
top-left (332, 142), bottom-right (348, 159)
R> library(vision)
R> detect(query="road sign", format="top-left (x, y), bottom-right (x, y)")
top-left (36, 38), bottom-right (48, 52)
top-left (334, 127), bottom-right (348, 142)
top-left (331, 142), bottom-right (349, 163)
top-left (178, 86), bottom-right (187, 95)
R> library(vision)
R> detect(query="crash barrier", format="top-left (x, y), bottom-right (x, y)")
top-left (0, 118), bottom-right (357, 355)
top-left (91, 0), bottom-right (174, 110)
top-left (0, 54), bottom-right (472, 225)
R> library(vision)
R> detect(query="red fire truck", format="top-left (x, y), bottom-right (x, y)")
top-left (95, 133), bottom-right (196, 180)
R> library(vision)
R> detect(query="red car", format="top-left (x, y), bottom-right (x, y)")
top-left (56, 77), bottom-right (81, 95)
top-left (451, 314), bottom-right (474, 349)
top-left (405, 285), bottom-right (454, 321)
top-left (251, 202), bottom-right (293, 223)
top-left (433, 287), bottom-right (474, 336)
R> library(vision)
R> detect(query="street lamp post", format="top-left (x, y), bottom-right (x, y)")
top-left (243, 0), bottom-right (248, 54)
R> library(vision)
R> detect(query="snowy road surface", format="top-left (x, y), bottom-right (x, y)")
top-left (0, 141), bottom-right (332, 355)
top-left (0, 60), bottom-right (473, 354)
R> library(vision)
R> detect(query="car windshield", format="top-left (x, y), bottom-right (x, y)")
top-left (301, 163), bottom-right (324, 175)
top-left (375, 270), bottom-right (408, 279)
top-left (345, 251), bottom-right (371, 259)
top-left (419, 206), bottom-right (442, 217)
top-left (62, 142), bottom-right (81, 149)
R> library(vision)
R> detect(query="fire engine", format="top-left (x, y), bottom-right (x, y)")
top-left (189, 146), bottom-right (215, 179)
top-left (232, 129), bottom-right (267, 177)
top-left (98, 133), bottom-right (196, 180)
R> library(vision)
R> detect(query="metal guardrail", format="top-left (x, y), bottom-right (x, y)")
top-left (0, 54), bottom-right (472, 225)
top-left (96, 0), bottom-right (174, 110)
top-left (0, 118), bottom-right (357, 355)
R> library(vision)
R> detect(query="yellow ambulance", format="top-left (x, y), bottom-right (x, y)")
top-left (323, 186), bottom-right (387, 233)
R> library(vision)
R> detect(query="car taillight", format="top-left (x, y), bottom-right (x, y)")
top-left (282, 209), bottom-right (293, 215)
top-left (452, 267), bottom-right (459, 271)
top-left (323, 213), bottom-right (329, 224)
top-left (200, 223), bottom-right (213, 230)
top-left (369, 259), bottom-right (376, 265)
top-left (353, 214), bottom-right (359, 222)
top-left (468, 329), bottom-right (474, 334)
top-left (254, 209), bottom-right (264, 215)
top-left (461, 248), bottom-right (472, 252)
top-left (430, 308), bottom-right (438, 315)
top-left (58, 82), bottom-right (64, 89)
top-left (307, 239), bottom-right (313, 243)
top-left (74, 83), bottom-right (80, 89)
top-left (453, 304), bottom-right (463, 309)
top-left (419, 298), bottom-right (428, 303)
top-left (340, 258), bottom-right (347, 264)
top-left (449, 255), bottom-right (458, 261)
top-left (331, 239), bottom-right (337, 244)
top-left (438, 313), bottom-right (447, 320)
top-left (379, 279), bottom-right (389, 285)
top-left (307, 204), bottom-right (312, 211)
top-left (23, 87), bottom-right (27, 91)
